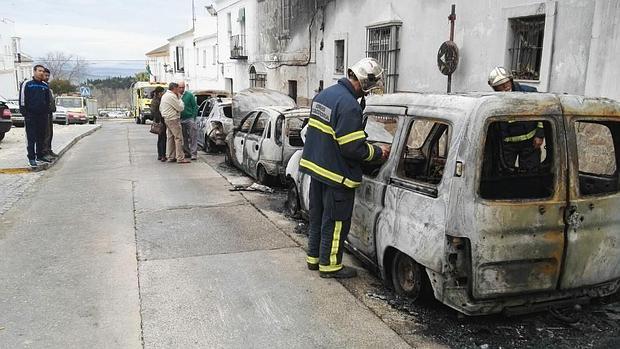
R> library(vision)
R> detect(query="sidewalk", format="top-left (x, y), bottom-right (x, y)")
top-left (0, 123), bottom-right (101, 216)
top-left (0, 124), bottom-right (100, 172)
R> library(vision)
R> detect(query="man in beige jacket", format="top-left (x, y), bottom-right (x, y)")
top-left (160, 82), bottom-right (190, 163)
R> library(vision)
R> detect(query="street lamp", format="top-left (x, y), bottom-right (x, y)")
top-left (206, 5), bottom-right (217, 16)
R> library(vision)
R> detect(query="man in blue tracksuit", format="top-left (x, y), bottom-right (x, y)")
top-left (19, 65), bottom-right (53, 166)
top-left (488, 66), bottom-right (544, 171)
top-left (301, 58), bottom-right (390, 278)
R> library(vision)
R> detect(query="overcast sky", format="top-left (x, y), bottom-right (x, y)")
top-left (3, 0), bottom-right (196, 63)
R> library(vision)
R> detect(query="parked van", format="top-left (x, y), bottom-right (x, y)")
top-left (286, 92), bottom-right (620, 315)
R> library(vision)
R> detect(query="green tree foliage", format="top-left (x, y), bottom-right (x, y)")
top-left (87, 76), bottom-right (135, 89)
top-left (134, 71), bottom-right (150, 82)
top-left (49, 79), bottom-right (77, 95)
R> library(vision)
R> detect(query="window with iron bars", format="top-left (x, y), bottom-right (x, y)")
top-left (334, 40), bottom-right (345, 75)
top-left (249, 66), bottom-right (266, 88)
top-left (281, 0), bottom-right (291, 36)
top-left (366, 24), bottom-right (400, 93)
top-left (508, 15), bottom-right (545, 81)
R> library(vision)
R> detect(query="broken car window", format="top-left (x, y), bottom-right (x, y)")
top-left (480, 120), bottom-right (555, 200)
top-left (250, 112), bottom-right (269, 135)
top-left (576, 121), bottom-right (619, 196)
top-left (240, 112), bottom-right (257, 133)
top-left (397, 119), bottom-right (450, 185)
top-left (360, 114), bottom-right (399, 177)
top-left (286, 116), bottom-right (306, 147)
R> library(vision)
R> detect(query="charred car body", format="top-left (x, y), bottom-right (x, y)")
top-left (226, 106), bottom-right (308, 184)
top-left (286, 92), bottom-right (620, 315)
top-left (197, 98), bottom-right (233, 153)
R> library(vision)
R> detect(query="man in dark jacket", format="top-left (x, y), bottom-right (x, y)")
top-left (43, 68), bottom-right (58, 158)
top-left (19, 65), bottom-right (52, 166)
top-left (488, 66), bottom-right (544, 171)
top-left (151, 87), bottom-right (167, 161)
top-left (301, 57), bottom-right (390, 278)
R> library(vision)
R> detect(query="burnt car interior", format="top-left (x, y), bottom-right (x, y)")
top-left (397, 119), bottom-right (450, 186)
top-left (480, 120), bottom-right (555, 200)
top-left (576, 120), bottom-right (620, 196)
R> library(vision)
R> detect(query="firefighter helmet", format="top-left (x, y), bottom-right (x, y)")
top-left (348, 57), bottom-right (385, 93)
top-left (488, 66), bottom-right (513, 87)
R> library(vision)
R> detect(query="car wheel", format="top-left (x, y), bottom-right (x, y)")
top-left (257, 165), bottom-right (272, 185)
top-left (286, 179), bottom-right (300, 217)
top-left (224, 146), bottom-right (234, 166)
top-left (391, 251), bottom-right (424, 301)
top-left (204, 136), bottom-right (215, 153)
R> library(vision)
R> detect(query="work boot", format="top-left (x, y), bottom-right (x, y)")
top-left (37, 155), bottom-right (53, 163)
top-left (307, 262), bottom-right (319, 271)
top-left (49, 151), bottom-right (59, 158)
top-left (28, 159), bottom-right (37, 167)
top-left (320, 266), bottom-right (358, 279)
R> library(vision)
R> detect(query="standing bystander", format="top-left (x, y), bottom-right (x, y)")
top-left (42, 68), bottom-right (58, 158)
top-left (160, 82), bottom-right (190, 164)
top-left (151, 86), bottom-right (167, 161)
top-left (19, 65), bottom-right (53, 166)
top-left (179, 82), bottom-right (198, 160)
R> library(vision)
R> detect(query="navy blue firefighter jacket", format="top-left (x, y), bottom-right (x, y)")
top-left (500, 82), bottom-right (544, 142)
top-left (300, 78), bottom-right (383, 189)
top-left (19, 78), bottom-right (50, 116)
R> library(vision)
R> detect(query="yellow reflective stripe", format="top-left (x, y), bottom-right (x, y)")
top-left (299, 159), bottom-right (361, 188)
top-left (308, 118), bottom-right (336, 138)
top-left (337, 131), bottom-right (366, 145)
top-left (329, 221), bottom-right (342, 266)
top-left (503, 129), bottom-right (537, 143)
top-left (308, 118), bottom-right (366, 145)
top-left (537, 122), bottom-right (544, 129)
top-left (319, 264), bottom-right (343, 272)
top-left (364, 143), bottom-right (375, 161)
top-left (306, 256), bottom-right (319, 264)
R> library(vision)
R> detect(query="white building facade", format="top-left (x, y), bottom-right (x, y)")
top-left (147, 0), bottom-right (620, 102)
top-left (0, 18), bottom-right (18, 99)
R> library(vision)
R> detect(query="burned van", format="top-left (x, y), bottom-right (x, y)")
top-left (287, 92), bottom-right (620, 315)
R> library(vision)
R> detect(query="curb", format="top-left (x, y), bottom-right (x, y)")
top-left (0, 124), bottom-right (102, 174)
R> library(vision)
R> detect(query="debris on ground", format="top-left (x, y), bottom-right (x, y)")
top-left (229, 183), bottom-right (275, 193)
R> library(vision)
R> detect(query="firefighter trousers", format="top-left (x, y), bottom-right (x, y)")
top-left (306, 177), bottom-right (355, 273)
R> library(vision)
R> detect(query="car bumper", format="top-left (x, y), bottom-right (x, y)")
top-left (11, 115), bottom-right (24, 126)
top-left (437, 274), bottom-right (620, 316)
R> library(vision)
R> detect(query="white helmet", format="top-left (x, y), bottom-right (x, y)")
top-left (488, 66), bottom-right (513, 87)
top-left (348, 57), bottom-right (385, 93)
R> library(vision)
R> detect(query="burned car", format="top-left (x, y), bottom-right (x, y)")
top-left (286, 92), bottom-right (620, 316)
top-left (226, 106), bottom-right (308, 184)
top-left (197, 97), bottom-right (232, 153)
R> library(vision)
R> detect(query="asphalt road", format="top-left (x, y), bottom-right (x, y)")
top-left (0, 120), bottom-right (409, 349)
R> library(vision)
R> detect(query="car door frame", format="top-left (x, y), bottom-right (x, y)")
top-left (347, 109), bottom-right (405, 262)
top-left (244, 111), bottom-right (270, 177)
top-left (233, 111), bottom-right (258, 168)
top-left (560, 106), bottom-right (620, 289)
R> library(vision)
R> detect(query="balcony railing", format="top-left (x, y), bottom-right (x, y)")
top-left (230, 34), bottom-right (247, 59)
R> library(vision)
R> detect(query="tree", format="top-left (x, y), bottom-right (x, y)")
top-left (49, 79), bottom-right (77, 95)
top-left (39, 51), bottom-right (90, 83)
top-left (135, 71), bottom-right (150, 82)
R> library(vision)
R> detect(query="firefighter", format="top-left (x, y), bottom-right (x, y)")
top-left (301, 57), bottom-right (390, 278)
top-left (488, 66), bottom-right (544, 171)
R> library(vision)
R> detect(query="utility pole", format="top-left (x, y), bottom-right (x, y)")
top-left (192, 0), bottom-right (196, 30)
